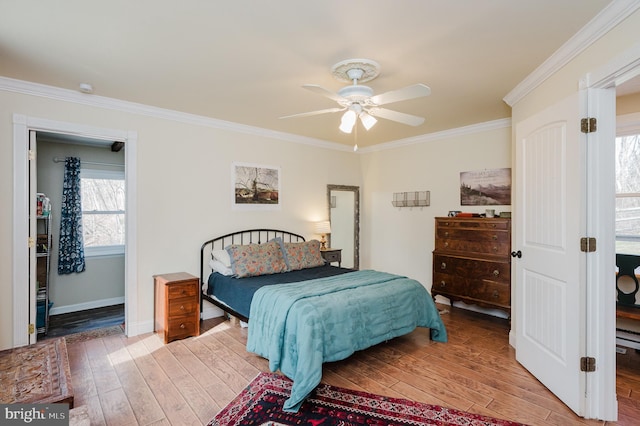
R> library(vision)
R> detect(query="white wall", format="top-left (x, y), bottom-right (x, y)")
top-left (36, 140), bottom-right (125, 313)
top-left (0, 89), bottom-right (361, 350)
top-left (359, 124), bottom-right (512, 291)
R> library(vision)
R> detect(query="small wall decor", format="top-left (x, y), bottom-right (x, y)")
top-left (392, 191), bottom-right (430, 208)
top-left (460, 168), bottom-right (511, 206)
top-left (232, 162), bottom-right (281, 210)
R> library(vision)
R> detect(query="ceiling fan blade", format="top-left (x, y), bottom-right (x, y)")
top-left (368, 107), bottom-right (425, 126)
top-left (369, 83), bottom-right (431, 106)
top-left (279, 107), bottom-right (345, 119)
top-left (302, 84), bottom-right (346, 102)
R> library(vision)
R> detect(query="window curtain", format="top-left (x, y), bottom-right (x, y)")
top-left (58, 157), bottom-right (86, 274)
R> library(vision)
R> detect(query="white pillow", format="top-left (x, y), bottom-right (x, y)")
top-left (212, 249), bottom-right (232, 268)
top-left (209, 258), bottom-right (233, 276)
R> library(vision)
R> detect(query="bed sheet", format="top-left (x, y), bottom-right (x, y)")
top-left (206, 264), bottom-right (352, 319)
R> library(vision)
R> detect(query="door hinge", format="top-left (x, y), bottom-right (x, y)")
top-left (580, 356), bottom-right (596, 372)
top-left (28, 237), bottom-right (35, 248)
top-left (28, 149), bottom-right (35, 161)
top-left (581, 117), bottom-right (597, 133)
top-left (28, 323), bottom-right (35, 334)
top-left (580, 237), bottom-right (596, 252)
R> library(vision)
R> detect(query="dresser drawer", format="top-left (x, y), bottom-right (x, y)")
top-left (435, 238), bottom-right (510, 256)
top-left (432, 272), bottom-right (460, 294)
top-left (466, 280), bottom-right (510, 306)
top-left (166, 318), bottom-right (199, 341)
top-left (434, 255), bottom-right (510, 283)
top-left (168, 282), bottom-right (198, 299)
top-left (436, 227), bottom-right (509, 244)
top-left (168, 297), bottom-right (198, 317)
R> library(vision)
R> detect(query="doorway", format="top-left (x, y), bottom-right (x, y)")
top-left (12, 114), bottom-right (138, 347)
top-left (35, 133), bottom-right (126, 338)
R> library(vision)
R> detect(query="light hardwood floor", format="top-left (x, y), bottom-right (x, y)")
top-left (66, 305), bottom-right (640, 425)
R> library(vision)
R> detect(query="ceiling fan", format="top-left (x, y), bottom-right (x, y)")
top-left (280, 59), bottom-right (431, 134)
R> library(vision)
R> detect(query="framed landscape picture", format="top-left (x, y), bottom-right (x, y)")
top-left (232, 162), bottom-right (281, 210)
top-left (460, 168), bottom-right (511, 206)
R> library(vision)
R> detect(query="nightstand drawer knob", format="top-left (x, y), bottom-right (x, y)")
top-left (441, 262), bottom-right (447, 270)
top-left (180, 305), bottom-right (185, 311)
top-left (492, 235), bottom-right (498, 240)
top-left (493, 270), bottom-right (500, 277)
top-left (440, 281), bottom-right (446, 287)
top-left (180, 323), bottom-right (186, 329)
top-left (444, 242), bottom-right (449, 247)
top-left (444, 231), bottom-right (449, 237)
top-left (493, 290), bottom-right (499, 298)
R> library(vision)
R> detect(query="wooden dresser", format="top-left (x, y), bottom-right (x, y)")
top-left (432, 216), bottom-right (512, 317)
top-left (154, 272), bottom-right (200, 344)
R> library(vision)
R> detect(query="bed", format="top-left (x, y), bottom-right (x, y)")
top-left (200, 229), bottom-right (447, 411)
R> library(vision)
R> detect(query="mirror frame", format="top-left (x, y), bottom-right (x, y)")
top-left (327, 184), bottom-right (360, 270)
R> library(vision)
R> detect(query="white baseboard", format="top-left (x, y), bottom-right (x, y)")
top-left (49, 296), bottom-right (124, 316)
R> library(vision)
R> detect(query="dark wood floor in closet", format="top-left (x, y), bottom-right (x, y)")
top-left (45, 304), bottom-right (125, 338)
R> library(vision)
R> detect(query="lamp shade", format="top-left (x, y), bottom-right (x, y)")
top-left (315, 220), bottom-right (331, 235)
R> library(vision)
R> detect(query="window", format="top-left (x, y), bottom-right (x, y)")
top-left (81, 168), bottom-right (125, 256)
top-left (615, 133), bottom-right (640, 255)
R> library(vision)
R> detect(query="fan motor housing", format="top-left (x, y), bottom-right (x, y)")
top-left (338, 85), bottom-right (373, 102)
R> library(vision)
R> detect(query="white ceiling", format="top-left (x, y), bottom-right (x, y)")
top-left (0, 1), bottom-right (618, 148)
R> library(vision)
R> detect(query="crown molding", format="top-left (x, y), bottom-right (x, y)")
top-left (1, 75), bottom-right (506, 153)
top-left (504, 0), bottom-right (640, 107)
top-left (359, 118), bottom-right (512, 153)
top-left (0, 75), bottom-right (349, 151)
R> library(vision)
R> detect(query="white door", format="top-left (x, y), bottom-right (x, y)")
top-left (28, 130), bottom-right (37, 344)
top-left (514, 92), bottom-right (586, 415)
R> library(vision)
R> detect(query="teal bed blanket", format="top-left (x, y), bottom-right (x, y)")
top-left (246, 269), bottom-right (447, 412)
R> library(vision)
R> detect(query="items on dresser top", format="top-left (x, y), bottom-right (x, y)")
top-left (432, 216), bottom-right (512, 317)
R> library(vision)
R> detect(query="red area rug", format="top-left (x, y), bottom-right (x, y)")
top-left (208, 372), bottom-right (526, 425)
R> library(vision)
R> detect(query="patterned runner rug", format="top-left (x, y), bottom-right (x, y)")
top-left (208, 372), bottom-right (527, 425)
top-left (63, 324), bottom-right (124, 345)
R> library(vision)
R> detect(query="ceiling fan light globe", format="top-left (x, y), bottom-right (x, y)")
top-left (339, 110), bottom-right (357, 133)
top-left (360, 112), bottom-right (377, 130)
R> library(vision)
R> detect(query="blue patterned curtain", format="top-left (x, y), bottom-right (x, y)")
top-left (58, 157), bottom-right (86, 274)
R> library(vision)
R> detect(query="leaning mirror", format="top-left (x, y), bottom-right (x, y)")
top-left (327, 184), bottom-right (360, 269)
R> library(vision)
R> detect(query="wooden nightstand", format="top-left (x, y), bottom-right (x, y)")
top-left (154, 272), bottom-right (200, 344)
top-left (321, 248), bottom-right (342, 267)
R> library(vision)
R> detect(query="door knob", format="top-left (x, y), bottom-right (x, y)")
top-left (511, 250), bottom-right (522, 258)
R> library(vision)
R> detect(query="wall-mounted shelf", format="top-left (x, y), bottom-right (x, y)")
top-left (392, 191), bottom-right (430, 208)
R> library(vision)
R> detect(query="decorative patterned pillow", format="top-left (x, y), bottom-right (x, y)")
top-left (283, 240), bottom-right (325, 271)
top-left (226, 240), bottom-right (288, 278)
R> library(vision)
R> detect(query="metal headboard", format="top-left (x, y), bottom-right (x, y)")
top-left (199, 229), bottom-right (306, 318)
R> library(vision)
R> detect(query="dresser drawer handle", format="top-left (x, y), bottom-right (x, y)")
top-left (180, 305), bottom-right (185, 311)
top-left (491, 224), bottom-right (496, 228)
top-left (444, 242), bottom-right (449, 247)
top-left (440, 281), bottom-right (446, 288)
top-left (492, 235), bottom-right (498, 240)
top-left (493, 246), bottom-right (498, 252)
top-left (444, 222), bottom-right (450, 226)
top-left (441, 262), bottom-right (447, 270)
top-left (493, 290), bottom-right (499, 299)
top-left (444, 231), bottom-right (449, 237)
top-left (493, 270), bottom-right (500, 277)
top-left (180, 323), bottom-right (186, 329)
